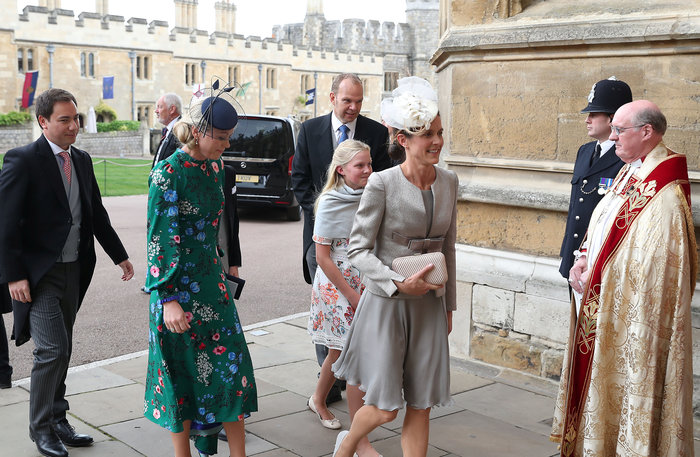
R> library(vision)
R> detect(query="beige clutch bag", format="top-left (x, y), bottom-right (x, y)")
top-left (391, 252), bottom-right (448, 286)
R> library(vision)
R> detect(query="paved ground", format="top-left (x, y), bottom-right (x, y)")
top-left (1, 315), bottom-right (566, 457)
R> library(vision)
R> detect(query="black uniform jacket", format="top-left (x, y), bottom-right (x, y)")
top-left (0, 136), bottom-right (129, 344)
top-left (559, 141), bottom-right (625, 278)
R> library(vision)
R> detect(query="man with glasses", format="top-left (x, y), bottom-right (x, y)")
top-left (559, 77), bottom-right (631, 281)
top-left (552, 100), bottom-right (695, 456)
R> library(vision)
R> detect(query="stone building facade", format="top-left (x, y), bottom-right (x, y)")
top-left (0, 0), bottom-right (438, 134)
top-left (432, 0), bottom-right (700, 411)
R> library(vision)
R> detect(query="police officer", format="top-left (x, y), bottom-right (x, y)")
top-left (559, 77), bottom-right (632, 279)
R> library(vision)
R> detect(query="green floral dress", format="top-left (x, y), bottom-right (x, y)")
top-left (144, 150), bottom-right (257, 455)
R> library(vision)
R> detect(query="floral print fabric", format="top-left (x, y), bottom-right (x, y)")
top-left (144, 150), bottom-right (257, 455)
top-left (308, 236), bottom-right (363, 350)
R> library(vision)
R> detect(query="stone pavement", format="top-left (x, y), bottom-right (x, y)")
top-left (0, 314), bottom-right (575, 456)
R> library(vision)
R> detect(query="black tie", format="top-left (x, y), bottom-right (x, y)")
top-left (590, 144), bottom-right (602, 167)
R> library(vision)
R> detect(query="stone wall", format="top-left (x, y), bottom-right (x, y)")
top-left (0, 123), bottom-right (148, 157)
top-left (0, 124), bottom-right (32, 152)
top-left (74, 129), bottom-right (148, 157)
top-left (433, 0), bottom-right (700, 412)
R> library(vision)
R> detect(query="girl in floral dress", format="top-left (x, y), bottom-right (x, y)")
top-left (307, 140), bottom-right (379, 456)
top-left (145, 86), bottom-right (256, 457)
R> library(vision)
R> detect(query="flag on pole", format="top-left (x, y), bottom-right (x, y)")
top-left (21, 71), bottom-right (39, 108)
top-left (305, 88), bottom-right (316, 106)
top-left (236, 81), bottom-right (252, 97)
top-left (102, 76), bottom-right (114, 99)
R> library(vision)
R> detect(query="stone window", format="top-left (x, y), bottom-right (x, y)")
top-left (266, 68), bottom-right (277, 89)
top-left (136, 55), bottom-right (151, 80)
top-left (265, 109), bottom-right (277, 116)
top-left (384, 72), bottom-right (398, 92)
top-left (80, 52), bottom-right (95, 78)
top-left (185, 63), bottom-right (198, 86)
top-left (300, 74), bottom-right (311, 93)
top-left (137, 104), bottom-right (152, 126)
top-left (17, 47), bottom-right (36, 73)
top-left (228, 65), bottom-right (240, 85)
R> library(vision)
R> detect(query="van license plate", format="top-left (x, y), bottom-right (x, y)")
top-left (236, 175), bottom-right (259, 183)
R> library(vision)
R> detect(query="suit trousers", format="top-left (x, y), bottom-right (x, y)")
top-left (23, 261), bottom-right (80, 434)
top-left (0, 313), bottom-right (11, 380)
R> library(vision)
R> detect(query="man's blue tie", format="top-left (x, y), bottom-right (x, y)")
top-left (338, 124), bottom-right (349, 144)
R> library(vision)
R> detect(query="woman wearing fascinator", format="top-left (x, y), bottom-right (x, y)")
top-left (331, 76), bottom-right (458, 457)
top-left (144, 81), bottom-right (257, 457)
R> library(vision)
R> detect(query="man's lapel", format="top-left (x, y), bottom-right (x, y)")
top-left (37, 136), bottom-right (70, 210)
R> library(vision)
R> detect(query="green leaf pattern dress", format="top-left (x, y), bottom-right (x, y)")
top-left (144, 150), bottom-right (257, 455)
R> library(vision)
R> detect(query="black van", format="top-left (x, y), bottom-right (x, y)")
top-left (222, 114), bottom-right (302, 221)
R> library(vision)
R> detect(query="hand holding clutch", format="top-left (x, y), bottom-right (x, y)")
top-left (391, 252), bottom-right (447, 297)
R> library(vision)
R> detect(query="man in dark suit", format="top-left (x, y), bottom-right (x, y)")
top-left (559, 78), bottom-right (632, 278)
top-left (0, 88), bottom-right (134, 457)
top-left (292, 73), bottom-right (390, 284)
top-left (291, 73), bottom-right (390, 404)
top-left (152, 92), bottom-right (182, 166)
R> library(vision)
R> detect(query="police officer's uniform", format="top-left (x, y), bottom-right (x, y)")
top-left (559, 78), bottom-right (633, 278)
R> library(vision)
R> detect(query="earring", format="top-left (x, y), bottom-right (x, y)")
top-left (195, 138), bottom-right (199, 146)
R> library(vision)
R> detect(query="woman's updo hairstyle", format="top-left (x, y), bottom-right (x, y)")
top-left (174, 78), bottom-right (241, 150)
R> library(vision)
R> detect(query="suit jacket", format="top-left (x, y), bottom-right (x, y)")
top-left (291, 112), bottom-right (390, 283)
top-left (0, 135), bottom-right (129, 344)
top-left (152, 121), bottom-right (181, 167)
top-left (222, 164), bottom-right (242, 268)
top-left (559, 141), bottom-right (625, 278)
top-left (348, 165), bottom-right (459, 310)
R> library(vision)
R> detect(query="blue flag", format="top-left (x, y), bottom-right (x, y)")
top-left (103, 76), bottom-right (114, 99)
top-left (305, 88), bottom-right (315, 106)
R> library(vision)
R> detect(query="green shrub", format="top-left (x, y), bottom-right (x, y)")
top-left (96, 120), bottom-right (140, 132)
top-left (95, 100), bottom-right (118, 122)
top-left (0, 111), bottom-right (32, 126)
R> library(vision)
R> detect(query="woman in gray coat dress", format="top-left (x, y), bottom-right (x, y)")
top-left (332, 77), bottom-right (457, 457)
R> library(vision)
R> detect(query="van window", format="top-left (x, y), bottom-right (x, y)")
top-left (227, 117), bottom-right (290, 159)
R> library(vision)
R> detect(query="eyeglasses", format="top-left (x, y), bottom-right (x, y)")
top-left (611, 124), bottom-right (646, 135)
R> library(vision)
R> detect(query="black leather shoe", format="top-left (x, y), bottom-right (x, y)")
top-left (0, 376), bottom-right (11, 389)
top-left (53, 420), bottom-right (94, 447)
top-left (217, 429), bottom-right (228, 441)
top-left (29, 429), bottom-right (68, 457)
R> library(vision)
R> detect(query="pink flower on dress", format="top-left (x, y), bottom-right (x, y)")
top-left (211, 162), bottom-right (219, 173)
top-left (184, 312), bottom-right (193, 322)
top-left (212, 333), bottom-right (220, 341)
top-left (212, 218), bottom-right (219, 227)
top-left (173, 235), bottom-right (181, 244)
top-left (201, 163), bottom-right (207, 172)
top-left (213, 346), bottom-right (226, 355)
top-left (155, 385), bottom-right (161, 394)
top-left (218, 283), bottom-right (226, 292)
top-left (242, 376), bottom-right (248, 387)
top-left (153, 409), bottom-right (161, 419)
top-left (158, 376), bottom-right (164, 387)
top-left (150, 266), bottom-right (160, 277)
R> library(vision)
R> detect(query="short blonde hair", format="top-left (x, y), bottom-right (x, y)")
top-left (314, 139), bottom-right (370, 213)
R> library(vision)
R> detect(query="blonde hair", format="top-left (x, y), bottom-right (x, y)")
top-left (172, 120), bottom-right (198, 150)
top-left (314, 139), bottom-right (370, 213)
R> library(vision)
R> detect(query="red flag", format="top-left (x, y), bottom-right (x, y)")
top-left (21, 71), bottom-right (39, 108)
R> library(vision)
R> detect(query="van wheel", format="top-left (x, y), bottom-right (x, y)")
top-left (286, 205), bottom-right (301, 221)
